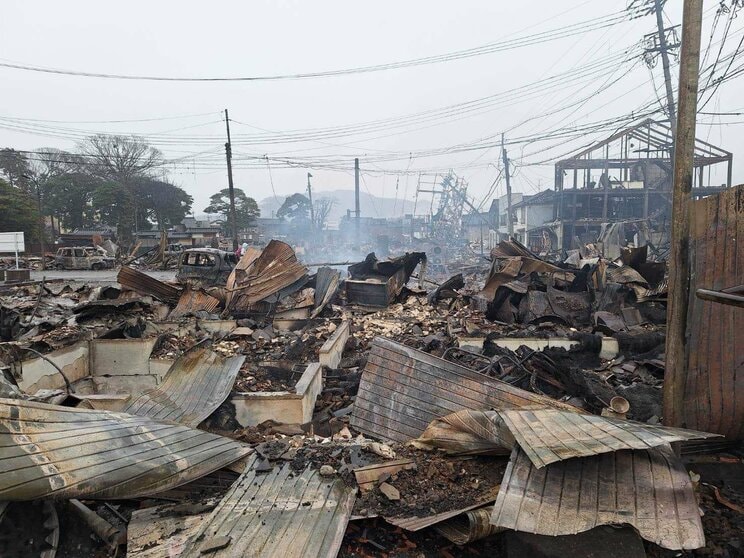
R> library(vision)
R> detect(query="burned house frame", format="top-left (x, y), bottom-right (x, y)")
top-left (552, 119), bottom-right (733, 250)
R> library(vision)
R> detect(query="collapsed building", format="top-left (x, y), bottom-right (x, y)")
top-left (0, 184), bottom-right (742, 558)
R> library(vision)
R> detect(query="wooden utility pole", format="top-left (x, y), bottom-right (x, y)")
top-left (654, 0), bottom-right (678, 138)
top-left (501, 133), bottom-right (514, 238)
top-left (224, 109), bottom-right (238, 251)
top-left (307, 172), bottom-right (315, 229)
top-left (354, 158), bottom-right (361, 246)
top-left (663, 0), bottom-right (703, 428)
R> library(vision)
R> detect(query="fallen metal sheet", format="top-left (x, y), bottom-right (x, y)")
top-left (546, 285), bottom-right (591, 326)
top-left (169, 288), bottom-right (220, 319)
top-left (227, 240), bottom-right (308, 311)
top-left (411, 409), bottom-right (515, 455)
top-left (127, 504), bottom-right (211, 558)
top-left (0, 398), bottom-right (251, 500)
top-left (311, 267), bottom-right (340, 318)
top-left (434, 505), bottom-right (501, 545)
top-left (499, 407), bottom-right (718, 468)
top-left (121, 345), bottom-right (244, 427)
top-left (605, 265), bottom-right (649, 286)
top-left (350, 338), bottom-right (578, 443)
top-left (490, 239), bottom-right (542, 260)
top-left (181, 457), bottom-right (356, 558)
top-left (385, 485), bottom-right (501, 532)
top-left (117, 266), bottom-right (182, 304)
top-left (490, 445), bottom-right (705, 550)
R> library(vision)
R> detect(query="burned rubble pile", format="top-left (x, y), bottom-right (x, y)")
top-left (0, 238), bottom-right (742, 558)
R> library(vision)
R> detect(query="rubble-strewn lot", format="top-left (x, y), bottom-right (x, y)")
top-left (1, 237), bottom-right (742, 558)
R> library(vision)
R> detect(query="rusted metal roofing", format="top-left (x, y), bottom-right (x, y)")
top-left (385, 486), bottom-right (501, 532)
top-left (121, 345), bottom-right (244, 427)
top-left (181, 457), bottom-right (356, 558)
top-left (0, 398), bottom-right (251, 500)
top-left (666, 184), bottom-right (744, 440)
top-left (490, 445), bottom-right (705, 550)
top-left (499, 407), bottom-right (718, 468)
top-left (434, 506), bottom-right (501, 545)
top-left (169, 288), bottom-right (220, 319)
top-left (350, 337), bottom-right (578, 443)
top-left (227, 240), bottom-right (308, 311)
top-left (117, 266), bottom-right (181, 304)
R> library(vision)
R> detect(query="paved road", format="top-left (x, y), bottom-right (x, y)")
top-left (30, 268), bottom-right (177, 284)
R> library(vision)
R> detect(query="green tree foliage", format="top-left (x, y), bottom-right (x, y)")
top-left (276, 193), bottom-right (312, 223)
top-left (135, 178), bottom-right (193, 230)
top-left (0, 148), bottom-right (31, 191)
top-left (42, 172), bottom-right (98, 230)
top-left (0, 179), bottom-right (40, 241)
top-left (204, 188), bottom-right (260, 236)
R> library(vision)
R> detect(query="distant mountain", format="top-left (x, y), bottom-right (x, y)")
top-left (258, 189), bottom-right (416, 222)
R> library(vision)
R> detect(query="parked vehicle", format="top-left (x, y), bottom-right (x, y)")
top-left (54, 247), bottom-right (116, 270)
top-left (176, 248), bottom-right (237, 286)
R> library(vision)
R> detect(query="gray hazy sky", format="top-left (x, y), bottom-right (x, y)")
top-left (1, 0), bottom-right (742, 217)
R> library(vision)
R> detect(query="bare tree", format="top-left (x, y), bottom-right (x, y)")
top-left (77, 134), bottom-right (162, 182)
top-left (313, 197), bottom-right (336, 230)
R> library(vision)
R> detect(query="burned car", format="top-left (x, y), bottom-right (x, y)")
top-left (176, 248), bottom-right (237, 286)
top-left (54, 246), bottom-right (115, 270)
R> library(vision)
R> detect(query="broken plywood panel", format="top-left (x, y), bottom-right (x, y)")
top-left (127, 505), bottom-right (210, 558)
top-left (350, 337), bottom-right (578, 443)
top-left (122, 345), bottom-right (244, 427)
top-left (181, 457), bottom-right (356, 558)
top-left (353, 459), bottom-right (416, 492)
top-left (490, 446), bottom-right (704, 551)
top-left (0, 398), bottom-right (251, 500)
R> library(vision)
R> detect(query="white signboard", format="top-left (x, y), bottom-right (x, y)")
top-left (0, 232), bottom-right (25, 269)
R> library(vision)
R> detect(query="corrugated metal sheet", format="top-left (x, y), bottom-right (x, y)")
top-left (169, 288), bottom-right (220, 319)
top-left (490, 445), bottom-right (704, 550)
top-left (671, 184), bottom-right (744, 439)
top-left (227, 240), bottom-right (308, 311)
top-left (499, 408), bottom-right (718, 468)
top-left (311, 267), bottom-right (340, 318)
top-left (434, 506), bottom-right (501, 545)
top-left (385, 486), bottom-right (501, 531)
top-left (0, 398), bottom-right (251, 500)
top-left (121, 346), bottom-right (244, 427)
top-left (117, 266), bottom-right (181, 304)
top-left (350, 338), bottom-right (579, 443)
top-left (181, 457), bottom-right (356, 558)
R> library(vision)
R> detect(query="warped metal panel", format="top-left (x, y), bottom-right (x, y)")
top-left (121, 346), bottom-right (244, 427)
top-left (0, 398), bottom-right (251, 500)
top-left (181, 457), bottom-right (356, 558)
top-left (671, 184), bottom-right (744, 439)
top-left (117, 266), bottom-right (181, 304)
top-left (350, 337), bottom-right (578, 443)
top-left (490, 446), bottom-right (704, 551)
top-left (169, 288), bottom-right (220, 319)
top-left (434, 506), bottom-right (501, 545)
top-left (228, 240), bottom-right (308, 311)
top-left (499, 408), bottom-right (718, 468)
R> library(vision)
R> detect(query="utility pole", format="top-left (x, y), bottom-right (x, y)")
top-left (224, 109), bottom-right (238, 251)
top-left (501, 133), bottom-right (514, 239)
top-left (306, 172), bottom-right (315, 229)
top-left (354, 158), bottom-right (361, 246)
top-left (22, 173), bottom-right (45, 270)
top-left (654, 0), bottom-right (678, 138)
top-left (663, 0), bottom-right (703, 428)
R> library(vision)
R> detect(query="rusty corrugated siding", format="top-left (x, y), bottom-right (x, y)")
top-left (181, 457), bottom-right (356, 558)
top-left (169, 288), bottom-right (220, 319)
top-left (121, 346), bottom-right (244, 427)
top-left (499, 408), bottom-right (718, 468)
top-left (674, 184), bottom-right (744, 439)
top-left (0, 398), bottom-right (251, 500)
top-left (117, 266), bottom-right (181, 304)
top-left (490, 445), bottom-right (704, 550)
top-left (350, 338), bottom-right (578, 443)
top-left (228, 240), bottom-right (308, 311)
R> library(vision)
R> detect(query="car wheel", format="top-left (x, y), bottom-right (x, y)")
top-left (91, 263), bottom-right (103, 271)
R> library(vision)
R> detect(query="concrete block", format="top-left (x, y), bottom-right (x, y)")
top-left (231, 362), bottom-right (323, 427)
top-left (319, 320), bottom-right (350, 369)
top-left (90, 338), bottom-right (158, 376)
top-left (14, 341), bottom-right (89, 394)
